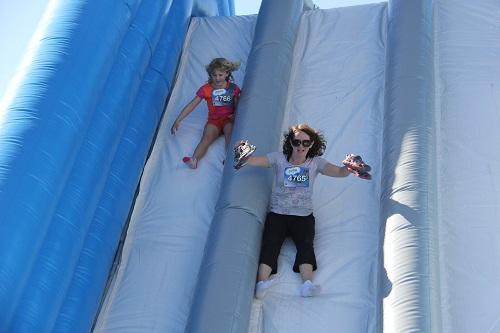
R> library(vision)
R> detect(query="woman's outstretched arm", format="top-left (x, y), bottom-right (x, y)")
top-left (321, 162), bottom-right (350, 177)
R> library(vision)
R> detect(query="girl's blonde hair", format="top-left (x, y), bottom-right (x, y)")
top-left (206, 58), bottom-right (240, 83)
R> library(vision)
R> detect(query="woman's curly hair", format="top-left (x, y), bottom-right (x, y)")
top-left (282, 123), bottom-right (327, 160)
top-left (206, 58), bottom-right (240, 83)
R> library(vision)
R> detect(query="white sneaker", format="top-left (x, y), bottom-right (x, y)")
top-left (301, 280), bottom-right (321, 297)
top-left (255, 278), bottom-right (275, 299)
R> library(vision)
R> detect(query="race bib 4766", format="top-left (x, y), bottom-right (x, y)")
top-left (212, 88), bottom-right (233, 106)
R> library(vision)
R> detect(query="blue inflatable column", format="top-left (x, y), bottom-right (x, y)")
top-left (217, 0), bottom-right (233, 16)
top-left (0, 1), bottom-right (140, 330)
top-left (6, 1), bottom-right (172, 332)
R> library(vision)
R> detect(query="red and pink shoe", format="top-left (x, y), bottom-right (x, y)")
top-left (182, 156), bottom-right (198, 169)
top-left (343, 154), bottom-right (372, 180)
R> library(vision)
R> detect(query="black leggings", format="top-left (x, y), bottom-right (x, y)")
top-left (259, 212), bottom-right (317, 274)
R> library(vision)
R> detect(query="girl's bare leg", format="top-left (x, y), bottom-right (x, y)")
top-left (192, 123), bottom-right (220, 161)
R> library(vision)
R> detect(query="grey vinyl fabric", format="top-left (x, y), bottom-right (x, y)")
top-left (185, 1), bottom-right (304, 332)
top-left (381, 0), bottom-right (437, 331)
top-left (434, 1), bottom-right (500, 332)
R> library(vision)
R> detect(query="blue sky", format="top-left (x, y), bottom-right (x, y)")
top-left (0, 0), bottom-right (380, 99)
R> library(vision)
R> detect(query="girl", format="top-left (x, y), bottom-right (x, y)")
top-left (171, 58), bottom-right (241, 169)
top-left (239, 124), bottom-right (362, 298)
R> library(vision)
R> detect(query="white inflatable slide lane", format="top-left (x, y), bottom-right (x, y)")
top-left (93, 15), bottom-right (256, 332)
top-left (249, 5), bottom-right (387, 333)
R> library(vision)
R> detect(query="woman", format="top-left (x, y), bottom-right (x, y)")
top-left (238, 123), bottom-right (369, 298)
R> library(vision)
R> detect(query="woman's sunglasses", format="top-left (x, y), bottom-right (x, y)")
top-left (291, 139), bottom-right (313, 148)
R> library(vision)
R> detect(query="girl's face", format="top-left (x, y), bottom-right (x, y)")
top-left (211, 69), bottom-right (228, 87)
top-left (290, 131), bottom-right (313, 160)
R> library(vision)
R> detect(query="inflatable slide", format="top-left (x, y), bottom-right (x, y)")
top-left (1, 0), bottom-right (499, 332)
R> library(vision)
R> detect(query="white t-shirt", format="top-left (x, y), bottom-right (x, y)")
top-left (267, 152), bottom-right (327, 216)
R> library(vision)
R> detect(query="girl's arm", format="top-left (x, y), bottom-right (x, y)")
top-left (171, 96), bottom-right (203, 134)
top-left (321, 162), bottom-right (350, 177)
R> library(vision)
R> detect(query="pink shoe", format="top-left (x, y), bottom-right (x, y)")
top-left (182, 156), bottom-right (198, 169)
top-left (346, 166), bottom-right (372, 180)
top-left (342, 153), bottom-right (371, 172)
top-left (343, 154), bottom-right (372, 180)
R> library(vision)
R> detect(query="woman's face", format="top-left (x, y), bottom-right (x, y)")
top-left (290, 130), bottom-right (313, 159)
